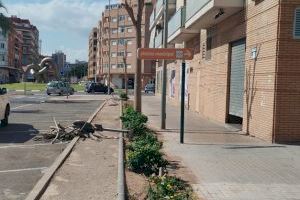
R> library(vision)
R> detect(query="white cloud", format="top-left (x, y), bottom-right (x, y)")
top-left (6, 0), bottom-right (107, 62)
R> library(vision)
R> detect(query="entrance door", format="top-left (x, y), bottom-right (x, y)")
top-left (228, 39), bottom-right (246, 124)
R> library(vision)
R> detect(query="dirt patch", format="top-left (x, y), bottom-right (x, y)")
top-left (126, 169), bottom-right (148, 200)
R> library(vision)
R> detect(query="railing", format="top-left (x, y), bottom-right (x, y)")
top-left (186, 0), bottom-right (211, 23)
top-left (150, 11), bottom-right (155, 26)
top-left (156, 0), bottom-right (164, 14)
top-left (168, 6), bottom-right (186, 37)
top-left (155, 31), bottom-right (163, 48)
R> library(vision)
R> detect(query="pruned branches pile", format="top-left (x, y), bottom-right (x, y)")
top-left (34, 118), bottom-right (115, 143)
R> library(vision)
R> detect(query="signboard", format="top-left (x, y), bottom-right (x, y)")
top-left (137, 48), bottom-right (194, 60)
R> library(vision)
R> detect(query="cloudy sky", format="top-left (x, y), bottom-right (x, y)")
top-left (3, 0), bottom-right (118, 63)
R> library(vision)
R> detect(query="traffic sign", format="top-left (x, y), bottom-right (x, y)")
top-left (137, 48), bottom-right (194, 60)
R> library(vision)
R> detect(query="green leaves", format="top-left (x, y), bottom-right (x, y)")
top-left (148, 176), bottom-right (194, 200)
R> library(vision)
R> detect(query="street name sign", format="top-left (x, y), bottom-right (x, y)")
top-left (137, 48), bottom-right (194, 60)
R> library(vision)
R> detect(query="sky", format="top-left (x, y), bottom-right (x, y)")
top-left (2, 0), bottom-right (118, 63)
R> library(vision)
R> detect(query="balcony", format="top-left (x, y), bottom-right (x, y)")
top-left (155, 31), bottom-right (163, 48)
top-left (185, 0), bottom-right (244, 30)
top-left (168, 6), bottom-right (199, 44)
top-left (150, 0), bottom-right (176, 30)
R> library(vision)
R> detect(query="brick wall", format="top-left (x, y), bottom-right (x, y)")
top-left (275, 0), bottom-right (300, 143)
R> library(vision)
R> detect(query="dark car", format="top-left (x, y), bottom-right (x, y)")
top-left (86, 83), bottom-right (114, 94)
top-left (144, 83), bottom-right (155, 93)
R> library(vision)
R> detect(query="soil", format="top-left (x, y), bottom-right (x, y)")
top-left (125, 169), bottom-right (148, 200)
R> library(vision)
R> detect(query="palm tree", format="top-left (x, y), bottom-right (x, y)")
top-left (0, 1), bottom-right (10, 36)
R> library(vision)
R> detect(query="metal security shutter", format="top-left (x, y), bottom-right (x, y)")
top-left (294, 8), bottom-right (300, 39)
top-left (229, 39), bottom-right (246, 119)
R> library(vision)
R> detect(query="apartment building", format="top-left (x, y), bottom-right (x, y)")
top-left (88, 1), bottom-right (155, 89)
top-left (151, 0), bottom-right (300, 143)
top-left (0, 25), bottom-right (23, 83)
top-left (10, 16), bottom-right (39, 81)
top-left (88, 27), bottom-right (98, 81)
top-left (52, 51), bottom-right (66, 77)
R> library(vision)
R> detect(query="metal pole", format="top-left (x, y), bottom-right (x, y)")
top-left (161, 0), bottom-right (168, 129)
top-left (180, 61), bottom-right (186, 144)
top-left (108, 0), bottom-right (111, 94)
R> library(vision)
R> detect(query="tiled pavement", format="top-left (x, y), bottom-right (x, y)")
top-left (142, 95), bottom-right (300, 200)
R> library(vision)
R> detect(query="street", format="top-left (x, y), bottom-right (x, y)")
top-left (0, 92), bottom-right (103, 200)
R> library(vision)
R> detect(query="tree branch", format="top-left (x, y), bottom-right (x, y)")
top-left (122, 0), bottom-right (137, 27)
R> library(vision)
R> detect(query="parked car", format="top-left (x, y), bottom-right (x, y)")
top-left (144, 83), bottom-right (155, 93)
top-left (0, 88), bottom-right (10, 127)
top-left (46, 81), bottom-right (75, 96)
top-left (86, 83), bottom-right (114, 94)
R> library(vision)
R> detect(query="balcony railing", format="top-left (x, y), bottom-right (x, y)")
top-left (186, 0), bottom-right (210, 23)
top-left (155, 31), bottom-right (163, 48)
top-left (156, 0), bottom-right (164, 15)
top-left (168, 6), bottom-right (186, 38)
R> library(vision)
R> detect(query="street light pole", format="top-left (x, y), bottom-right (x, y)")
top-left (108, 0), bottom-right (111, 94)
top-left (161, 0), bottom-right (168, 129)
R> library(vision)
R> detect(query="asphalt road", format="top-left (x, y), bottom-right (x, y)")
top-left (0, 92), bottom-right (103, 200)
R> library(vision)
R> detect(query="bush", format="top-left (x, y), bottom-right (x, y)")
top-left (121, 106), bottom-right (148, 139)
top-left (148, 176), bottom-right (194, 200)
top-left (119, 92), bottom-right (129, 100)
top-left (127, 137), bottom-right (166, 176)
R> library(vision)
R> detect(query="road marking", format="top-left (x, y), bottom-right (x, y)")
top-left (0, 142), bottom-right (68, 149)
top-left (0, 167), bottom-right (47, 173)
top-left (12, 104), bottom-right (33, 110)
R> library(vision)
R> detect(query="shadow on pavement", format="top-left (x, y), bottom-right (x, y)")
top-left (0, 123), bottom-right (38, 143)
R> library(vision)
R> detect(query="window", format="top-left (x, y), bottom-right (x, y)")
top-left (127, 52), bottom-right (132, 57)
top-left (118, 39), bottom-right (125, 45)
top-left (93, 47), bottom-right (97, 51)
top-left (117, 63), bottom-right (124, 68)
top-left (127, 28), bottom-right (133, 33)
top-left (111, 40), bottom-right (117, 45)
top-left (117, 51), bottom-right (125, 57)
top-left (119, 15), bottom-right (125, 21)
top-left (0, 43), bottom-right (4, 49)
top-left (294, 8), bottom-right (300, 39)
top-left (206, 37), bottom-right (212, 60)
top-left (1, 55), bottom-right (5, 62)
top-left (112, 17), bottom-right (117, 22)
top-left (126, 40), bottom-right (132, 45)
top-left (112, 29), bottom-right (118, 34)
top-left (119, 26), bottom-right (125, 33)
top-left (111, 52), bottom-right (117, 57)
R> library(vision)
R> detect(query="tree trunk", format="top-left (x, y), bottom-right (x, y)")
top-left (134, 25), bottom-right (142, 112)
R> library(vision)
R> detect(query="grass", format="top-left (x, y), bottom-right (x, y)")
top-left (0, 82), bottom-right (85, 92)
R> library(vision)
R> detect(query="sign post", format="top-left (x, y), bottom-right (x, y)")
top-left (180, 61), bottom-right (186, 144)
top-left (138, 48), bottom-right (194, 144)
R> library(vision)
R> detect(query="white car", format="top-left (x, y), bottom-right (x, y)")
top-left (0, 88), bottom-right (10, 127)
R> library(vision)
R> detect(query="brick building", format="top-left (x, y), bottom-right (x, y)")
top-left (10, 16), bottom-right (39, 81)
top-left (88, 27), bottom-right (98, 81)
top-left (151, 0), bottom-right (300, 143)
top-left (88, 1), bottom-right (155, 89)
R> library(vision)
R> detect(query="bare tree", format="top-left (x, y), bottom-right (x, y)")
top-left (122, 0), bottom-right (145, 112)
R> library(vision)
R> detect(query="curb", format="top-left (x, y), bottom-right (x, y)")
top-left (44, 100), bottom-right (91, 103)
top-left (25, 100), bottom-right (108, 200)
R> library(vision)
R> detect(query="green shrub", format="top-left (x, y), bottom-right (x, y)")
top-left (119, 92), bottom-right (129, 100)
top-left (148, 176), bottom-right (194, 200)
top-left (121, 106), bottom-right (148, 139)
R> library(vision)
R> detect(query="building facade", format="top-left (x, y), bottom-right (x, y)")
top-left (52, 51), bottom-right (66, 77)
top-left (151, 0), bottom-right (300, 143)
top-left (11, 16), bottom-right (39, 81)
top-left (88, 1), bottom-right (155, 89)
top-left (88, 27), bottom-right (98, 81)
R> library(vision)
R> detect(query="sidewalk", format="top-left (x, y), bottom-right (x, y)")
top-left (142, 95), bottom-right (300, 200)
top-left (41, 100), bottom-right (120, 200)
